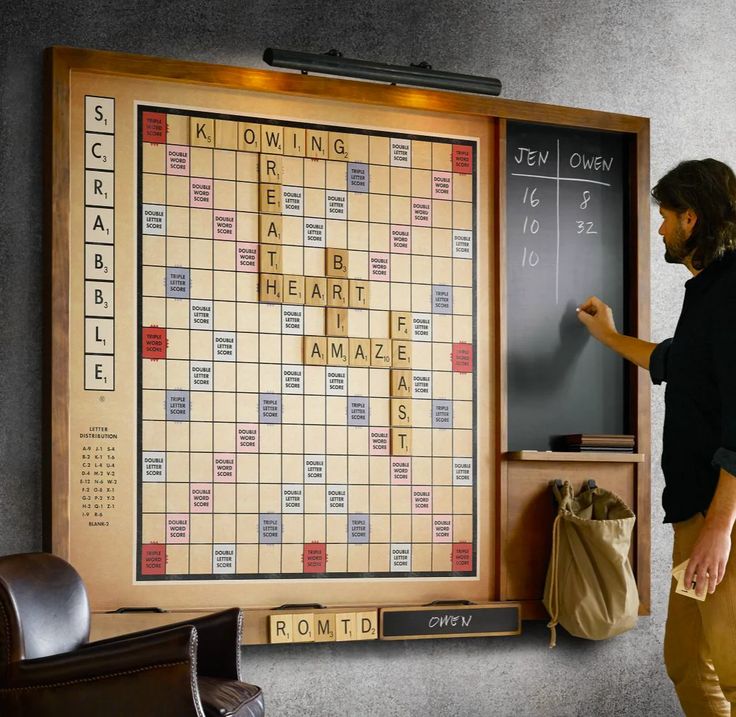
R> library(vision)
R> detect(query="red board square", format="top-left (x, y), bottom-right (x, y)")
top-left (452, 145), bottom-right (473, 174)
top-left (142, 112), bottom-right (167, 144)
top-left (451, 542), bottom-right (473, 572)
top-left (303, 542), bottom-right (327, 573)
top-left (142, 326), bottom-right (167, 359)
top-left (141, 544), bottom-right (166, 575)
top-left (451, 342), bottom-right (473, 373)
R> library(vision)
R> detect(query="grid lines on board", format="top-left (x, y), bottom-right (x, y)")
top-left (136, 106), bottom-right (478, 580)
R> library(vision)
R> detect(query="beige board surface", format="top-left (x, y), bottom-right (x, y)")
top-left (58, 56), bottom-right (492, 612)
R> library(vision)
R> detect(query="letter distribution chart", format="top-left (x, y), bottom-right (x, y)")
top-left (137, 107), bottom-right (478, 579)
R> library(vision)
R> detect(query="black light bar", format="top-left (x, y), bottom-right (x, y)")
top-left (263, 48), bottom-right (502, 97)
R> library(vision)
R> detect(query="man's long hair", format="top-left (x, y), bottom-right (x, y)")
top-left (652, 158), bottom-right (736, 269)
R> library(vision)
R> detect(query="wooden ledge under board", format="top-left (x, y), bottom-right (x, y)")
top-left (504, 451), bottom-right (646, 463)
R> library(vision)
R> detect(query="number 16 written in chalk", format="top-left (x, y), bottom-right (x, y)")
top-left (522, 186), bottom-right (540, 207)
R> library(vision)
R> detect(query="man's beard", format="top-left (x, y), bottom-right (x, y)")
top-left (664, 248), bottom-right (681, 264)
top-left (664, 225), bottom-right (690, 264)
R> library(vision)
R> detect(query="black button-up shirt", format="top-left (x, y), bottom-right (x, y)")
top-left (650, 251), bottom-right (736, 523)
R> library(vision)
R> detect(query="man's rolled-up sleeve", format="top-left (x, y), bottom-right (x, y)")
top-left (649, 338), bottom-right (673, 385)
top-left (711, 289), bottom-right (736, 476)
top-left (712, 448), bottom-right (736, 476)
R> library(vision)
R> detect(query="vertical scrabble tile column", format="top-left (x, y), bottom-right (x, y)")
top-left (188, 114), bottom-right (217, 576)
top-left (85, 96), bottom-right (116, 389)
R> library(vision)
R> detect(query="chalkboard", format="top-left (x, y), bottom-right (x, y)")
top-left (381, 604), bottom-right (520, 639)
top-left (506, 122), bottom-right (629, 451)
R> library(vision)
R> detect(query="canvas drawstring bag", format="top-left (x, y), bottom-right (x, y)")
top-left (543, 480), bottom-right (639, 647)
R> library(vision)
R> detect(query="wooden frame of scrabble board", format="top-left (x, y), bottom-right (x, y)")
top-left (47, 46), bottom-right (650, 645)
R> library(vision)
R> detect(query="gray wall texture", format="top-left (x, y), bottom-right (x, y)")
top-left (1, 1), bottom-right (733, 714)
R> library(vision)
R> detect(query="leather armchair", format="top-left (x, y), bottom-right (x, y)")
top-left (0, 553), bottom-right (264, 716)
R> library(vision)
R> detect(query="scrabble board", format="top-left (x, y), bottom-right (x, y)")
top-left (51, 49), bottom-right (651, 634)
top-left (138, 107), bottom-right (478, 580)
top-left (52, 50), bottom-right (494, 613)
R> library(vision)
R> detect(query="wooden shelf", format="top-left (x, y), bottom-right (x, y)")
top-left (504, 451), bottom-right (645, 463)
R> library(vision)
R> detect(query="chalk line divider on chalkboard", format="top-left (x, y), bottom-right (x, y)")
top-left (512, 173), bottom-right (612, 186)
top-left (512, 140), bottom-right (612, 304)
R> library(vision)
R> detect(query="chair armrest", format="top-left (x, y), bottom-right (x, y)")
top-left (184, 607), bottom-right (242, 679)
top-left (87, 608), bottom-right (242, 680)
top-left (8, 624), bottom-right (196, 687)
top-left (1, 626), bottom-right (202, 717)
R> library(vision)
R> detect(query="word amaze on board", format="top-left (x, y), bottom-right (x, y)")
top-left (137, 109), bottom-right (478, 580)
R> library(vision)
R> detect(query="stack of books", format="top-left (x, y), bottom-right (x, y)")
top-left (552, 434), bottom-right (635, 453)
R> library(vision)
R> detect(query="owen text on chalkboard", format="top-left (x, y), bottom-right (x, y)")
top-left (381, 604), bottom-right (520, 639)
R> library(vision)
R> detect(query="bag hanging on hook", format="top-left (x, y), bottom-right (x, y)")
top-left (543, 479), bottom-right (639, 647)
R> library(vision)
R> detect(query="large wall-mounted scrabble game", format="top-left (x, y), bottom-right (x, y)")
top-left (137, 108), bottom-right (477, 580)
top-left (49, 48), bottom-right (650, 644)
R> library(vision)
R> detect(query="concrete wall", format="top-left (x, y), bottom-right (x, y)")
top-left (3, 1), bottom-right (732, 713)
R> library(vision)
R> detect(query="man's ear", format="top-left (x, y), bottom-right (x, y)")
top-left (683, 208), bottom-right (698, 230)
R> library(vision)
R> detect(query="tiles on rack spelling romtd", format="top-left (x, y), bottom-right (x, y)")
top-left (137, 107), bottom-right (477, 579)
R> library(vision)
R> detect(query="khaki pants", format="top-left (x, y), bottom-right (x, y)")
top-left (664, 514), bottom-right (736, 716)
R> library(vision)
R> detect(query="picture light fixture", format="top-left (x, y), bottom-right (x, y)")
top-left (263, 48), bottom-right (502, 97)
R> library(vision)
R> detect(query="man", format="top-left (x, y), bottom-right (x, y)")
top-left (577, 158), bottom-right (736, 716)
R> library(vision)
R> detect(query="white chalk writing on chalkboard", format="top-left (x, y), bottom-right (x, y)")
top-left (428, 614), bottom-right (472, 629)
top-left (505, 121), bottom-right (628, 452)
top-left (522, 187), bottom-right (540, 207)
top-left (522, 217), bottom-right (539, 234)
top-left (511, 172), bottom-right (611, 187)
top-left (569, 153), bottom-right (613, 171)
top-left (577, 221), bottom-right (597, 235)
top-left (521, 247), bottom-right (539, 267)
top-left (514, 147), bottom-right (549, 166)
top-left (511, 140), bottom-right (614, 303)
